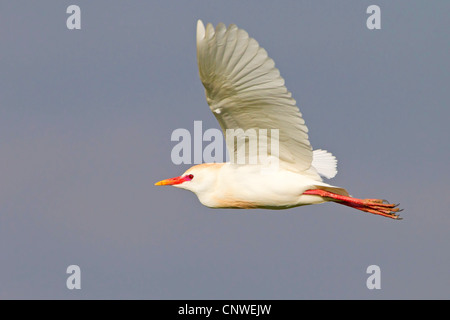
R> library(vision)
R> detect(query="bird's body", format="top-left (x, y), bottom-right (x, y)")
top-left (176, 158), bottom-right (348, 210)
top-left (155, 20), bottom-right (402, 220)
top-left (202, 165), bottom-right (323, 209)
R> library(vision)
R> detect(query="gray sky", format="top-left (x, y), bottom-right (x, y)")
top-left (1, 1), bottom-right (449, 299)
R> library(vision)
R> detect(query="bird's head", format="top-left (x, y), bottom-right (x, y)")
top-left (154, 164), bottom-right (220, 195)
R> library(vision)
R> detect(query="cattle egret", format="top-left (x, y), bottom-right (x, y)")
top-left (155, 20), bottom-right (402, 220)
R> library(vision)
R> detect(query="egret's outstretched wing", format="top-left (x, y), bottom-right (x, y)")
top-left (196, 20), bottom-right (312, 172)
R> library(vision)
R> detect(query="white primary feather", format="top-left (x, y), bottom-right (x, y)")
top-left (196, 20), bottom-right (313, 174)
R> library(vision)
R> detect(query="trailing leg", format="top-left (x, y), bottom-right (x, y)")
top-left (303, 189), bottom-right (403, 220)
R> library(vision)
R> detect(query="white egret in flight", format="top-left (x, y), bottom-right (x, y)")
top-left (155, 20), bottom-right (402, 220)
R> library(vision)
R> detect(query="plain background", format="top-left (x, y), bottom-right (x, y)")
top-left (1, 1), bottom-right (449, 299)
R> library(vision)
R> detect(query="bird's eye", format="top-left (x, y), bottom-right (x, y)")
top-left (187, 174), bottom-right (194, 180)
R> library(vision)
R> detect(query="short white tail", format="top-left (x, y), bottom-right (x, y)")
top-left (312, 149), bottom-right (338, 179)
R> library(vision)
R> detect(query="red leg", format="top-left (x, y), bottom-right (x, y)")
top-left (303, 189), bottom-right (402, 220)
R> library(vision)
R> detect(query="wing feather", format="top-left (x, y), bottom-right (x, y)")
top-left (196, 20), bottom-right (313, 172)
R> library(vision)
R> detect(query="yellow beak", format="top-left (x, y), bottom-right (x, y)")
top-left (154, 176), bottom-right (184, 186)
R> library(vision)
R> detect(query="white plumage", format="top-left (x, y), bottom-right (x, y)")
top-left (312, 149), bottom-right (338, 179)
top-left (197, 20), bottom-right (312, 174)
top-left (155, 20), bottom-right (402, 220)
